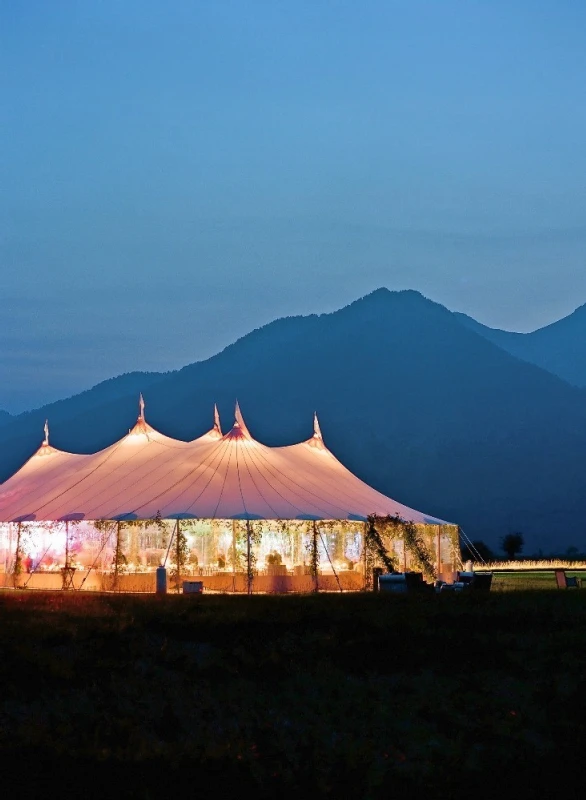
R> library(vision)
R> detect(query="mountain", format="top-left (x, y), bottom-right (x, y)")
top-left (2, 288), bottom-right (586, 551)
top-left (454, 303), bottom-right (586, 388)
top-left (0, 410), bottom-right (11, 427)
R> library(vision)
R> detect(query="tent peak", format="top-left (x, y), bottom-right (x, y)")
top-left (313, 412), bottom-right (322, 440)
top-left (225, 400), bottom-right (252, 440)
top-left (306, 411), bottom-right (327, 450)
top-left (37, 418), bottom-right (58, 455)
top-left (207, 403), bottom-right (223, 439)
top-left (129, 393), bottom-right (150, 435)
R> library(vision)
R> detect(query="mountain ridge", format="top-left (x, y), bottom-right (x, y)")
top-left (454, 302), bottom-right (586, 387)
top-left (2, 288), bottom-right (586, 551)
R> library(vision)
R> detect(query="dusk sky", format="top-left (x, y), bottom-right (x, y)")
top-left (2, 1), bottom-right (586, 412)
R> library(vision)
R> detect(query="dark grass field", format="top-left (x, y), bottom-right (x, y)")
top-left (1, 590), bottom-right (586, 799)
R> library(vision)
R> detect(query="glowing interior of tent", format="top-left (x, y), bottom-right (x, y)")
top-left (0, 401), bottom-right (461, 592)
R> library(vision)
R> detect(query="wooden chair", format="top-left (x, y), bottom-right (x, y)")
top-left (555, 569), bottom-right (581, 589)
top-left (555, 569), bottom-right (567, 588)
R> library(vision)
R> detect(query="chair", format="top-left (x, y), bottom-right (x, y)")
top-left (555, 569), bottom-right (581, 589)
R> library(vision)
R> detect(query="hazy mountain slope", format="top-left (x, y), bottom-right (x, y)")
top-left (0, 410), bottom-right (11, 427)
top-left (2, 289), bottom-right (586, 550)
top-left (454, 304), bottom-right (586, 387)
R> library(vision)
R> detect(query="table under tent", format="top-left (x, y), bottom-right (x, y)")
top-left (0, 401), bottom-right (461, 593)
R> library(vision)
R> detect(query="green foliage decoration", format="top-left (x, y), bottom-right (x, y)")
top-left (401, 520), bottom-right (436, 581)
top-left (365, 516), bottom-right (399, 575)
top-left (367, 514), bottom-right (437, 582)
top-left (12, 524), bottom-right (23, 586)
top-left (234, 521), bottom-right (263, 593)
top-left (111, 523), bottom-right (127, 589)
top-left (304, 522), bottom-right (320, 591)
top-left (170, 521), bottom-right (189, 593)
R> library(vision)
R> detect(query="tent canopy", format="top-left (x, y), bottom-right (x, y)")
top-left (0, 401), bottom-right (450, 526)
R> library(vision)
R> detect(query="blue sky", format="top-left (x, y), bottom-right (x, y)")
top-left (2, 1), bottom-right (586, 412)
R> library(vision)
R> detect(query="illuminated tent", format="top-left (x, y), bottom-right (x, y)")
top-left (0, 401), bottom-right (449, 527)
top-left (0, 400), bottom-right (461, 593)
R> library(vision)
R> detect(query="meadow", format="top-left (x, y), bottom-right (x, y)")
top-left (1, 589), bottom-right (586, 798)
top-left (478, 561), bottom-right (586, 590)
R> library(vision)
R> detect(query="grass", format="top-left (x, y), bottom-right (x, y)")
top-left (476, 561), bottom-right (586, 590)
top-left (1, 589), bottom-right (586, 798)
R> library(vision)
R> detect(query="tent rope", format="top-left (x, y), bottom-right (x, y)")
top-left (458, 527), bottom-right (487, 565)
top-left (78, 525), bottom-right (115, 590)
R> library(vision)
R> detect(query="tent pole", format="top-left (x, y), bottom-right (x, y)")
top-left (114, 521), bottom-right (121, 591)
top-left (231, 520), bottom-right (237, 593)
top-left (176, 519), bottom-right (182, 594)
top-left (436, 525), bottom-right (441, 580)
top-left (363, 522), bottom-right (367, 590)
top-left (246, 520), bottom-right (252, 596)
top-left (13, 522), bottom-right (22, 588)
top-left (65, 520), bottom-right (70, 569)
top-left (311, 521), bottom-right (319, 593)
top-left (6, 523), bottom-right (13, 579)
top-left (232, 521), bottom-right (237, 575)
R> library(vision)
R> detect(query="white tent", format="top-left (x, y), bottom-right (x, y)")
top-left (0, 401), bottom-right (450, 526)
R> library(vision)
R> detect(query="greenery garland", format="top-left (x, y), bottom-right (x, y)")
top-left (365, 517), bottom-right (398, 573)
top-left (233, 521), bottom-right (263, 592)
top-left (366, 514), bottom-right (437, 582)
top-left (401, 520), bottom-right (436, 581)
top-left (12, 523), bottom-right (23, 586)
top-left (170, 520), bottom-right (189, 593)
top-left (112, 522), bottom-right (127, 587)
top-left (305, 522), bottom-right (320, 591)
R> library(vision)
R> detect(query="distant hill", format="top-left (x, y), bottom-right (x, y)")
top-left (454, 303), bottom-right (586, 387)
top-left (0, 410), bottom-right (12, 427)
top-left (2, 288), bottom-right (586, 551)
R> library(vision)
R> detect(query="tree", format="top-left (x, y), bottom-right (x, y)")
top-left (501, 532), bottom-right (524, 560)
